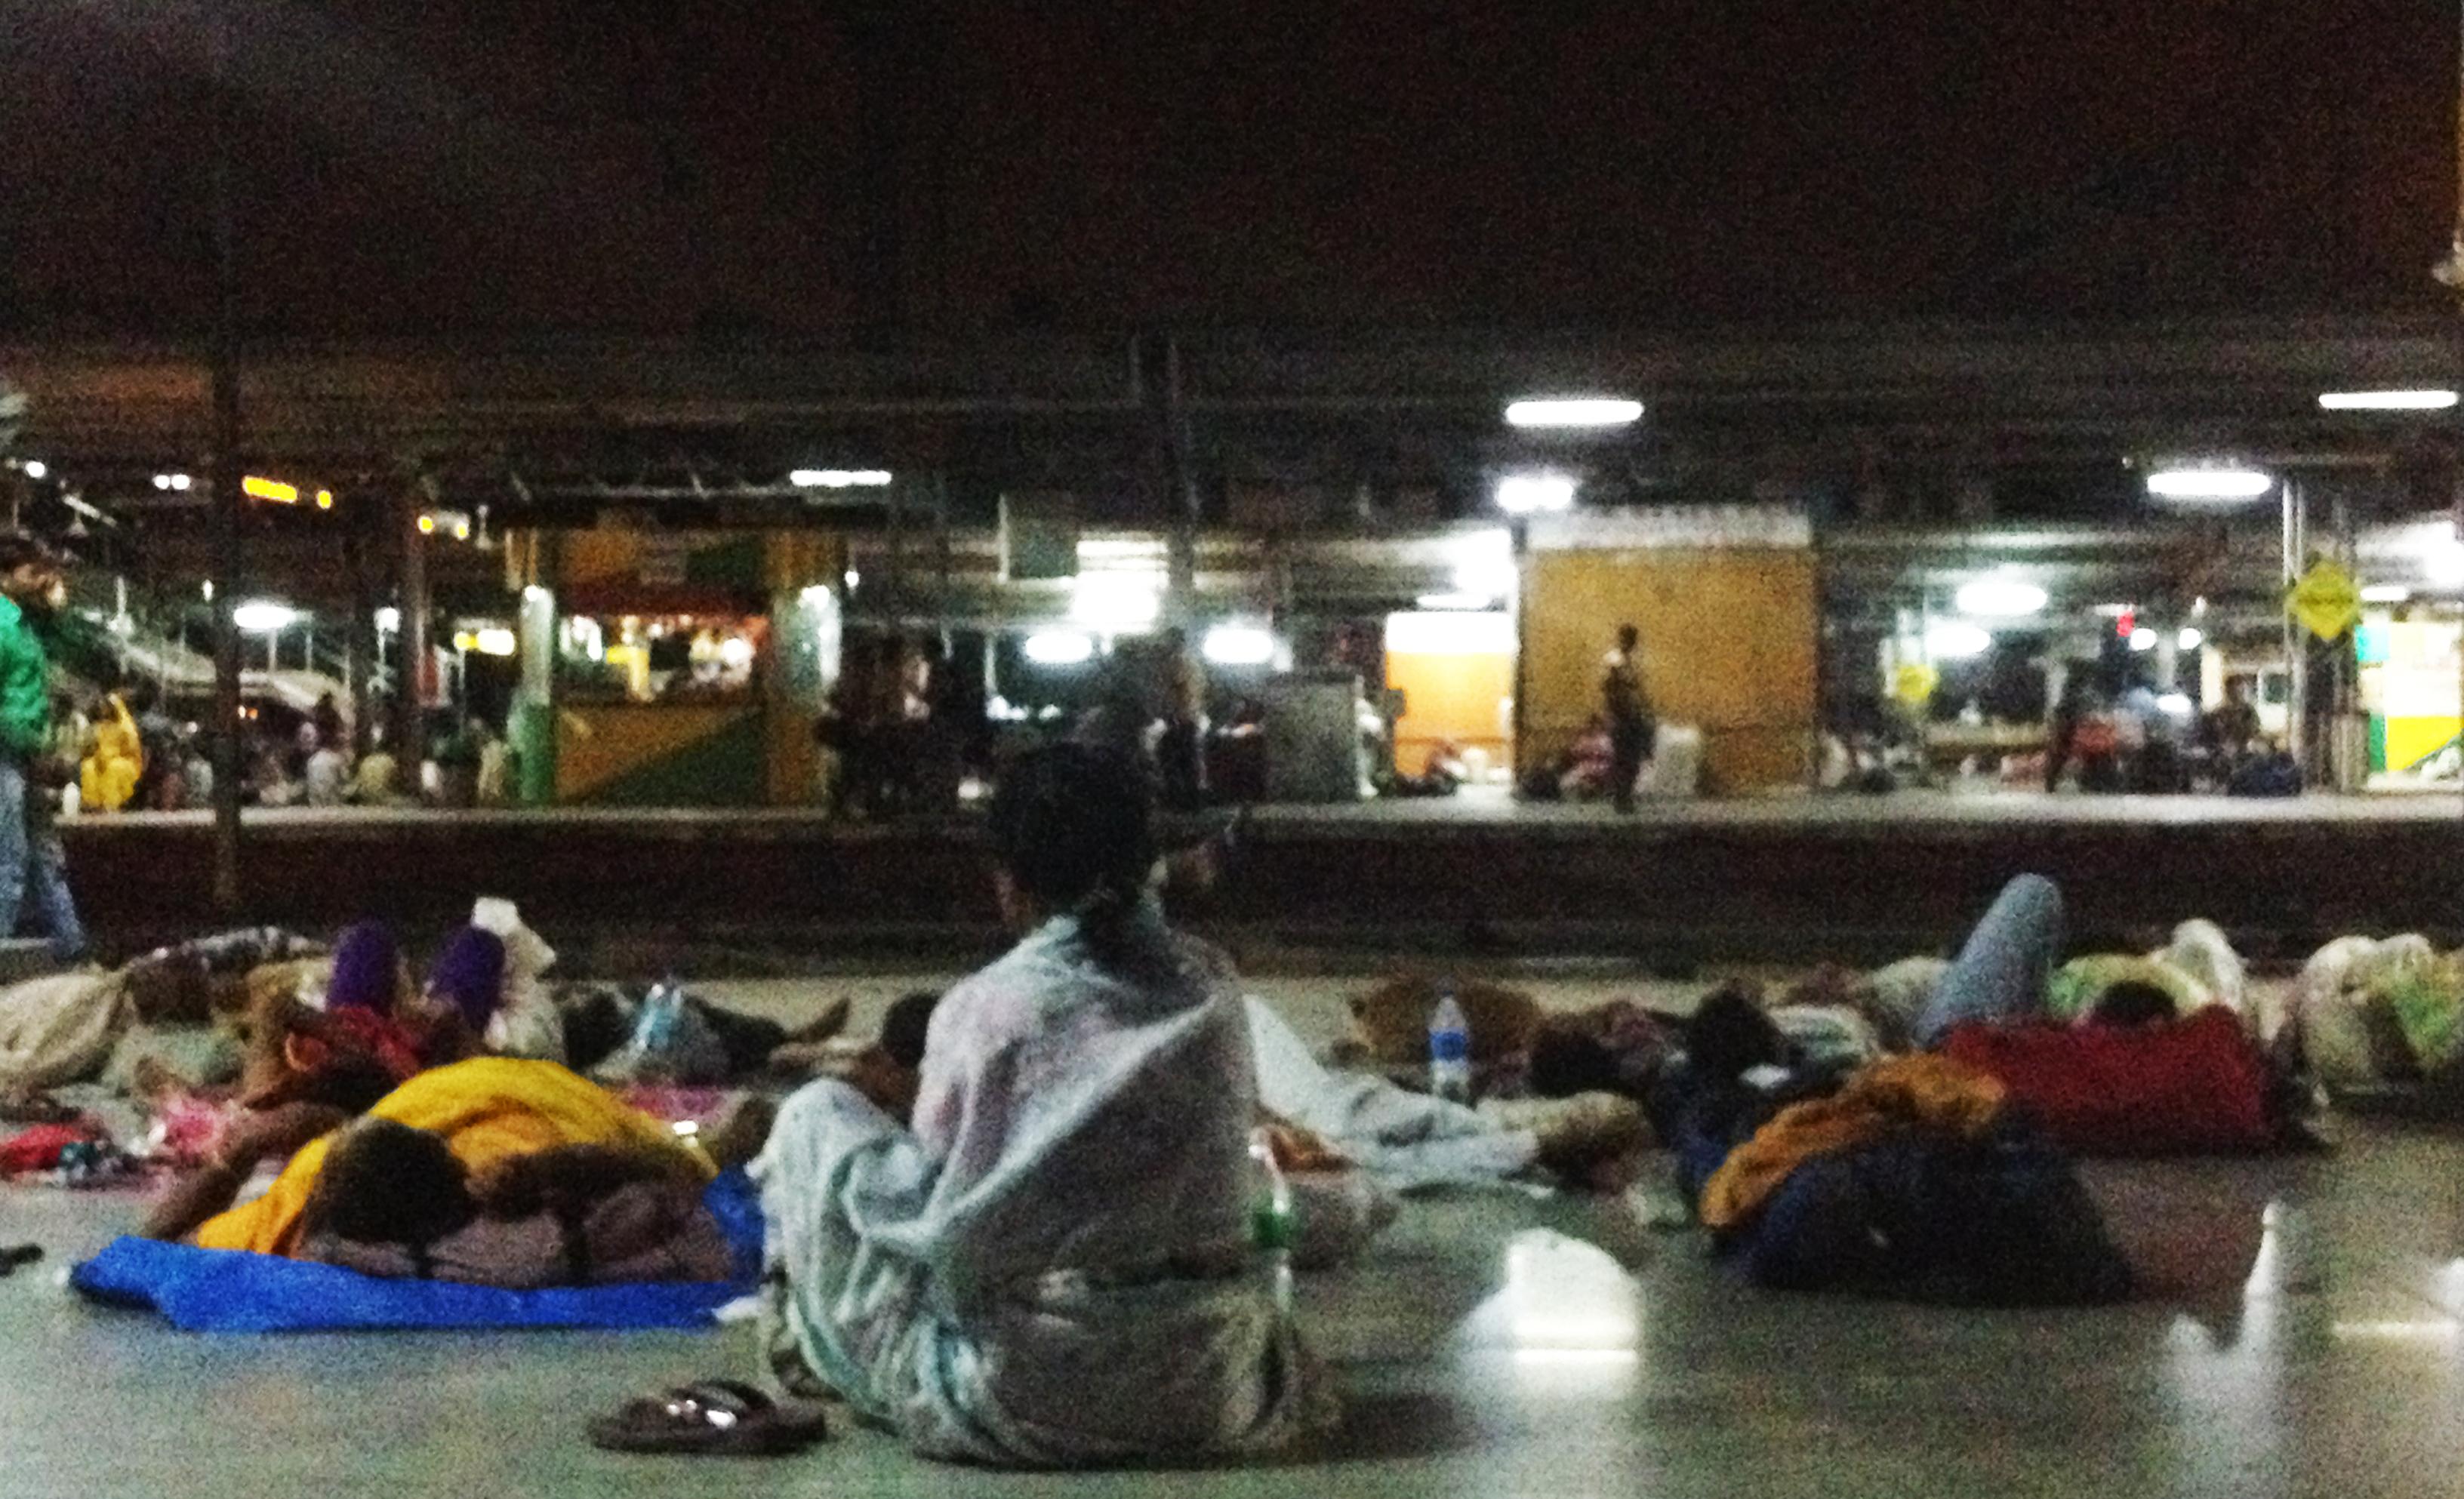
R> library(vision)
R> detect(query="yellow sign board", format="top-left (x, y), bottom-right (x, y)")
top-left (2287, 559), bottom-right (2361, 642)
top-left (1893, 661), bottom-right (1940, 710)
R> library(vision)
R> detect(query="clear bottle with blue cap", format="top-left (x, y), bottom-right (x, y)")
top-left (1428, 979), bottom-right (1472, 1103)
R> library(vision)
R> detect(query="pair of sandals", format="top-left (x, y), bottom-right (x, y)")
top-left (588, 1379), bottom-right (831, 1457)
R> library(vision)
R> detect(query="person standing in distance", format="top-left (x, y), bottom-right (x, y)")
top-left (0, 536), bottom-right (84, 959)
top-left (1602, 623), bottom-right (1656, 816)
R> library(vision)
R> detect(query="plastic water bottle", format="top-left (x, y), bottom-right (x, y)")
top-left (1428, 982), bottom-right (1472, 1103)
top-left (638, 977), bottom-right (685, 1057)
top-left (1248, 1127), bottom-right (1295, 1314)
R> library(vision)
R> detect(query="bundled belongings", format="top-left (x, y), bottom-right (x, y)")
top-left (0, 971), bottom-right (128, 1094)
top-left (2295, 934), bottom-right (2464, 1103)
top-left (1677, 1042), bottom-right (2134, 1305)
top-left (1725, 1109), bottom-right (2136, 1306)
top-left (1941, 1006), bottom-right (2280, 1156)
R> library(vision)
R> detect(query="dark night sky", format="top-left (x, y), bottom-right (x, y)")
top-left (0, 0), bottom-right (2453, 340)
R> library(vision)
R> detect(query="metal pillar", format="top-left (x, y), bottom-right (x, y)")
top-left (345, 522), bottom-right (377, 754)
top-left (206, 4), bottom-right (243, 914)
top-left (2331, 489), bottom-right (2357, 792)
top-left (2281, 476), bottom-right (2307, 769)
top-left (1163, 338), bottom-right (1200, 624)
top-left (391, 488), bottom-right (430, 767)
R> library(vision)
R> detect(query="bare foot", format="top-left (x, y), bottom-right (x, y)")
top-left (701, 1094), bottom-right (780, 1172)
top-left (782, 996), bottom-right (853, 1047)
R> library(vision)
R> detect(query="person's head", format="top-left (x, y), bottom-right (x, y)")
top-left (1615, 623), bottom-right (1639, 654)
top-left (325, 922), bottom-right (403, 1014)
top-left (298, 1119), bottom-right (474, 1247)
top-left (1529, 1025), bottom-right (1622, 1098)
top-left (2087, 980), bottom-right (2176, 1029)
top-left (984, 742), bottom-right (1157, 935)
top-left (0, 534), bottom-right (57, 611)
top-left (1685, 981), bottom-right (1788, 1082)
top-left (424, 925), bottom-right (507, 1033)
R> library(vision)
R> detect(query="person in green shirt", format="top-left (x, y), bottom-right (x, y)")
top-left (0, 534), bottom-right (84, 960)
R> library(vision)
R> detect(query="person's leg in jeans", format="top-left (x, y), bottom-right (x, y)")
top-left (0, 757), bottom-right (31, 943)
top-left (1914, 873), bottom-right (2065, 1047)
top-left (22, 786), bottom-right (84, 962)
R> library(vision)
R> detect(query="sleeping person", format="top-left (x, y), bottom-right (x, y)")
top-left (139, 1056), bottom-right (763, 1275)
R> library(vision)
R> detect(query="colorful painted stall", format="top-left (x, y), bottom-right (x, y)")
top-left (504, 528), bottom-right (843, 806)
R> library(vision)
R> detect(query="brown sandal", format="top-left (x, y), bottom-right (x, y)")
top-left (586, 1378), bottom-right (830, 1457)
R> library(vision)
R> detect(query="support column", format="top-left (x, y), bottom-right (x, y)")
top-left (391, 487), bottom-right (431, 774)
top-left (1148, 334), bottom-right (1201, 624)
top-left (345, 521), bottom-right (378, 755)
top-left (206, 2), bottom-right (243, 913)
top-left (2281, 476), bottom-right (2306, 771)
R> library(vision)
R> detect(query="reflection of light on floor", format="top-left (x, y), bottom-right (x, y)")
top-left (2435, 1259), bottom-right (2464, 1313)
top-left (1513, 1348), bottom-right (1640, 1368)
top-left (2330, 1321), bottom-right (2462, 1344)
top-left (1500, 1233), bottom-right (1640, 1350)
top-left (1462, 1230), bottom-right (1644, 1396)
top-left (2243, 1200), bottom-right (2319, 1299)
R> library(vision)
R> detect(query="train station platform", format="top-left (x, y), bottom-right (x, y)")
top-left (54, 790), bottom-right (2464, 968)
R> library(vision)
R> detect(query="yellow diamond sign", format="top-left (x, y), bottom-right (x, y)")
top-left (1893, 661), bottom-right (1939, 710)
top-left (2287, 559), bottom-right (2361, 642)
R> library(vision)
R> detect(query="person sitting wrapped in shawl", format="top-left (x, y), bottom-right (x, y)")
top-left (747, 743), bottom-right (1320, 1467)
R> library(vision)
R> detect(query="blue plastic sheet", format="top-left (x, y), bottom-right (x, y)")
top-left (70, 1170), bottom-right (765, 1334)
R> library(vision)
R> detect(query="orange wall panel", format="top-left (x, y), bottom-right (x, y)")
top-left (1387, 648), bottom-right (1515, 771)
top-left (1520, 548), bottom-right (1816, 792)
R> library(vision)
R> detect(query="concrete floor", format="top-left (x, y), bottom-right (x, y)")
top-left (8, 987), bottom-right (2464, 1497)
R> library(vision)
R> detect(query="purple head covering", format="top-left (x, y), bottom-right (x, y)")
top-left (325, 922), bottom-right (402, 1014)
top-left (425, 926), bottom-right (507, 1032)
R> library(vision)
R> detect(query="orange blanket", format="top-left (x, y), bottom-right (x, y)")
top-left (1699, 1054), bottom-right (2007, 1230)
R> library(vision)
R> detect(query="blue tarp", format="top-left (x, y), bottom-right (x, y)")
top-left (69, 1170), bottom-right (765, 1334)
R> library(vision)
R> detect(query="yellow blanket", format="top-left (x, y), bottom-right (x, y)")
top-left (1699, 1054), bottom-right (2007, 1231)
top-left (193, 1057), bottom-right (707, 1257)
